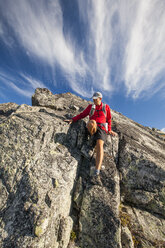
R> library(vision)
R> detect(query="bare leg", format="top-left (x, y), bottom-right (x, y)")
top-left (95, 139), bottom-right (104, 171)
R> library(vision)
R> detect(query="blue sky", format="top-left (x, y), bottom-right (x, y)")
top-left (0, 0), bottom-right (165, 131)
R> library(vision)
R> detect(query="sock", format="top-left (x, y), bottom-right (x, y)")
top-left (95, 169), bottom-right (100, 175)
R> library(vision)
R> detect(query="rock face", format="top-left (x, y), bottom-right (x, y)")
top-left (0, 88), bottom-right (165, 248)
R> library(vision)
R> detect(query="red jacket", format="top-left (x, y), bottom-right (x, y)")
top-left (72, 102), bottom-right (111, 132)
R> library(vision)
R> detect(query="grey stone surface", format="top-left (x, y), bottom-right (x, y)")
top-left (121, 226), bottom-right (134, 248)
top-left (79, 157), bottom-right (121, 248)
top-left (0, 102), bottom-right (79, 248)
top-left (114, 111), bottom-right (165, 217)
top-left (0, 102), bottom-right (19, 116)
top-left (0, 88), bottom-right (165, 248)
top-left (120, 204), bottom-right (165, 247)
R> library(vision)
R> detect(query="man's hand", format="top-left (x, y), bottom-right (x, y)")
top-left (108, 130), bottom-right (117, 136)
top-left (64, 119), bottom-right (73, 124)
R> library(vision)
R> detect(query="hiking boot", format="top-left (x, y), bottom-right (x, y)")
top-left (90, 174), bottom-right (102, 186)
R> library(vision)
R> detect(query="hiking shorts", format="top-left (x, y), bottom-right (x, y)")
top-left (94, 127), bottom-right (107, 143)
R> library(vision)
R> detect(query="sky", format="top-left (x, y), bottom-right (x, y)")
top-left (0, 0), bottom-right (165, 132)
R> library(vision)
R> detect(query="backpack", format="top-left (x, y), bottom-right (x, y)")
top-left (89, 103), bottom-right (108, 131)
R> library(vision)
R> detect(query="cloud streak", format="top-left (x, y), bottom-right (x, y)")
top-left (83, 0), bottom-right (114, 90)
top-left (0, 70), bottom-right (45, 97)
top-left (124, 0), bottom-right (165, 99)
top-left (2, 1), bottom-right (76, 69)
top-left (78, 0), bottom-right (118, 92)
top-left (0, 0), bottom-right (165, 100)
top-left (78, 0), bottom-right (165, 98)
top-left (0, 0), bottom-right (87, 95)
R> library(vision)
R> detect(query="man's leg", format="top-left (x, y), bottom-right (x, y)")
top-left (95, 139), bottom-right (104, 172)
top-left (90, 138), bottom-right (104, 185)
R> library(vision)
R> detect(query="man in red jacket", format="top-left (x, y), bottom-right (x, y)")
top-left (65, 92), bottom-right (116, 185)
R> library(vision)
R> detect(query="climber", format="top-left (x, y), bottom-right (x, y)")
top-left (64, 92), bottom-right (117, 185)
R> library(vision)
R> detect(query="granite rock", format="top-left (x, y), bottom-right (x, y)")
top-left (0, 88), bottom-right (164, 248)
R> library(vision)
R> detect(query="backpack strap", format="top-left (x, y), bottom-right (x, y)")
top-left (102, 104), bottom-right (108, 131)
top-left (102, 103), bottom-right (107, 117)
top-left (89, 104), bottom-right (96, 117)
top-left (89, 103), bottom-right (107, 118)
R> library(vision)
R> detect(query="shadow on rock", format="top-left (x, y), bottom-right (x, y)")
top-left (55, 120), bottom-right (121, 248)
top-left (54, 120), bottom-right (96, 182)
top-left (79, 187), bottom-right (121, 248)
top-left (0, 168), bottom-right (37, 248)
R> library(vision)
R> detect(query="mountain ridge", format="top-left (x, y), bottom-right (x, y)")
top-left (0, 88), bottom-right (165, 248)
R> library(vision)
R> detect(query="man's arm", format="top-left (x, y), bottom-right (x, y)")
top-left (64, 119), bottom-right (73, 124)
top-left (106, 105), bottom-right (117, 136)
top-left (64, 104), bottom-right (92, 124)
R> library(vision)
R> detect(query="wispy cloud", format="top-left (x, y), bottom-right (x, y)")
top-left (6, 81), bottom-right (33, 97)
top-left (0, 0), bottom-right (87, 95)
top-left (161, 128), bottom-right (165, 132)
top-left (0, 22), bottom-right (4, 36)
top-left (0, 90), bottom-right (6, 101)
top-left (0, 70), bottom-right (45, 97)
top-left (20, 74), bottom-right (45, 90)
top-left (124, 0), bottom-right (165, 99)
top-left (78, 0), bottom-right (117, 92)
top-left (1, 0), bottom-right (165, 100)
top-left (79, 0), bottom-right (165, 99)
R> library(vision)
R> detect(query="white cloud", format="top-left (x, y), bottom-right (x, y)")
top-left (20, 74), bottom-right (45, 90)
top-left (0, 23), bottom-right (4, 36)
top-left (124, 0), bottom-right (165, 99)
top-left (7, 81), bottom-right (33, 97)
top-left (78, 0), bottom-right (116, 91)
top-left (161, 128), bottom-right (165, 132)
top-left (0, 90), bottom-right (6, 101)
top-left (78, 0), bottom-right (165, 99)
top-left (1, 0), bottom-right (165, 100)
top-left (0, 0), bottom-right (87, 96)
top-left (0, 70), bottom-right (45, 97)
